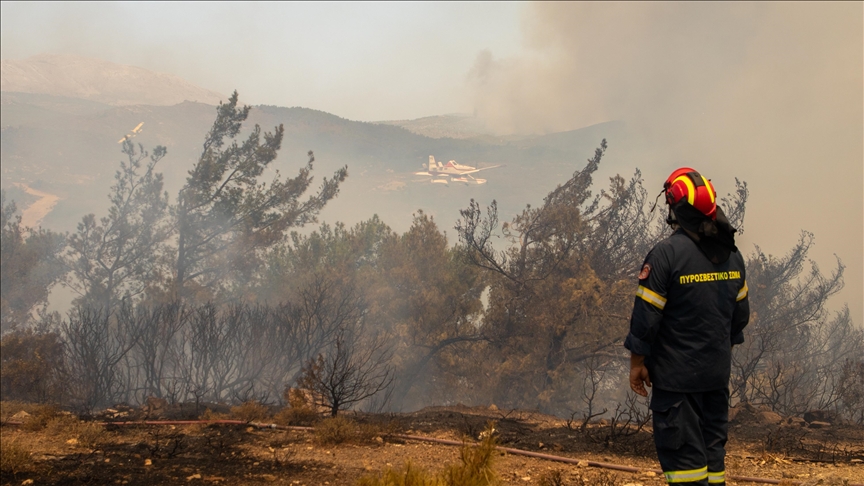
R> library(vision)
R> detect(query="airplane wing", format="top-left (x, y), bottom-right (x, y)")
top-left (457, 165), bottom-right (502, 175)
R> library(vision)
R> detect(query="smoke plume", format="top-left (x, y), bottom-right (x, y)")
top-left (469, 2), bottom-right (863, 324)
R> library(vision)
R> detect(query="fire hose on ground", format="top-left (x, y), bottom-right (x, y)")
top-left (3, 419), bottom-right (861, 486)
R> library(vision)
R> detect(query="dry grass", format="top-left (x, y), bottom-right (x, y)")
top-left (440, 427), bottom-right (498, 486)
top-left (274, 405), bottom-right (320, 426)
top-left (43, 413), bottom-right (79, 435)
top-left (357, 461), bottom-right (440, 486)
top-left (45, 415), bottom-right (105, 448)
top-left (21, 404), bottom-right (60, 431)
top-left (0, 437), bottom-right (32, 475)
top-left (358, 422), bottom-right (499, 486)
top-left (537, 470), bottom-right (565, 486)
top-left (0, 400), bottom-right (30, 421)
top-left (572, 470), bottom-right (616, 486)
top-left (314, 415), bottom-right (383, 445)
top-left (0, 401), bottom-right (59, 429)
top-left (200, 408), bottom-right (231, 421)
top-left (229, 400), bottom-right (270, 423)
top-left (274, 389), bottom-right (321, 426)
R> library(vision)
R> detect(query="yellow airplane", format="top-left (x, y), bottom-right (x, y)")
top-left (117, 122), bottom-right (144, 143)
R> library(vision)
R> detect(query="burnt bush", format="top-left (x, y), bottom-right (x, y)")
top-left (0, 328), bottom-right (65, 403)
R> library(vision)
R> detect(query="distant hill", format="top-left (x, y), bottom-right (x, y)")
top-left (1, 54), bottom-right (224, 106)
top-left (1, 93), bottom-right (625, 234)
top-left (375, 114), bottom-right (498, 140)
top-left (0, 55), bottom-right (626, 235)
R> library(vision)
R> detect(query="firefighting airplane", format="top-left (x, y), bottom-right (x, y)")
top-left (414, 156), bottom-right (502, 185)
top-left (117, 122), bottom-right (144, 144)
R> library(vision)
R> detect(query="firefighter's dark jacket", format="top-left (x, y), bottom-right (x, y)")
top-left (624, 229), bottom-right (749, 392)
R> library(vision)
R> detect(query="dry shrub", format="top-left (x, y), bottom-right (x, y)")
top-left (1, 401), bottom-right (57, 423)
top-left (358, 461), bottom-right (439, 486)
top-left (274, 406), bottom-right (319, 426)
top-left (45, 415), bottom-right (105, 448)
top-left (0, 437), bottom-right (32, 475)
top-left (571, 470), bottom-right (616, 486)
top-left (0, 400), bottom-right (33, 422)
top-left (75, 421), bottom-right (105, 449)
top-left (230, 401), bottom-right (270, 423)
top-left (285, 387), bottom-right (309, 409)
top-left (358, 423), bottom-right (498, 486)
top-left (274, 388), bottom-right (320, 426)
top-left (278, 388), bottom-right (320, 425)
top-left (441, 427), bottom-right (498, 486)
top-left (44, 414), bottom-right (79, 435)
top-left (315, 416), bottom-right (382, 445)
top-left (537, 470), bottom-right (565, 486)
top-left (200, 408), bottom-right (231, 421)
top-left (21, 403), bottom-right (60, 431)
top-left (0, 329), bottom-right (65, 404)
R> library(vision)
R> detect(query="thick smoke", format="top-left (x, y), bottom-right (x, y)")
top-left (469, 2), bottom-right (863, 324)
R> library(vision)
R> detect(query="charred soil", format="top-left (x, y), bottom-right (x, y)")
top-left (1, 404), bottom-right (862, 485)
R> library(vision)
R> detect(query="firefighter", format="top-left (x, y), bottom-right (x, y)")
top-left (624, 168), bottom-right (749, 485)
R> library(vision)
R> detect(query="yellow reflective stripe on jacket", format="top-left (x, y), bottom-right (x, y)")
top-left (665, 466), bottom-right (708, 483)
top-left (736, 280), bottom-right (749, 302)
top-left (636, 285), bottom-right (667, 310)
top-left (673, 175), bottom-right (696, 205)
top-left (708, 470), bottom-right (726, 484)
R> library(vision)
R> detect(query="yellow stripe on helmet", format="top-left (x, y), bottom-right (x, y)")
top-left (673, 175), bottom-right (696, 205)
top-left (700, 175), bottom-right (716, 203)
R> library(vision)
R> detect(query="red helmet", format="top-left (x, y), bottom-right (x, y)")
top-left (664, 167), bottom-right (717, 220)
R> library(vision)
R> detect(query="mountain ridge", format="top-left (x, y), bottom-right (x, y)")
top-left (0, 54), bottom-right (625, 235)
top-left (1, 54), bottom-right (224, 106)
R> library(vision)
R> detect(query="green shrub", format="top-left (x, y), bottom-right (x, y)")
top-left (230, 401), bottom-right (270, 423)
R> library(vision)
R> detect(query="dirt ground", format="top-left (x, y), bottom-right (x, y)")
top-left (1, 404), bottom-right (862, 486)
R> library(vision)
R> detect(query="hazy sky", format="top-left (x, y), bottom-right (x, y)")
top-left (2, 2), bottom-right (862, 324)
top-left (1, 1), bottom-right (525, 120)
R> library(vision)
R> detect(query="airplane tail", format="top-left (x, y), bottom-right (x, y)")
top-left (429, 155), bottom-right (436, 170)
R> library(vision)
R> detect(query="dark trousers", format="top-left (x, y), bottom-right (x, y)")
top-left (650, 387), bottom-right (729, 485)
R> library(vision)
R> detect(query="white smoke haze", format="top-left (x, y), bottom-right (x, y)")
top-left (469, 2), bottom-right (863, 324)
top-left (0, 2), bottom-right (860, 324)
